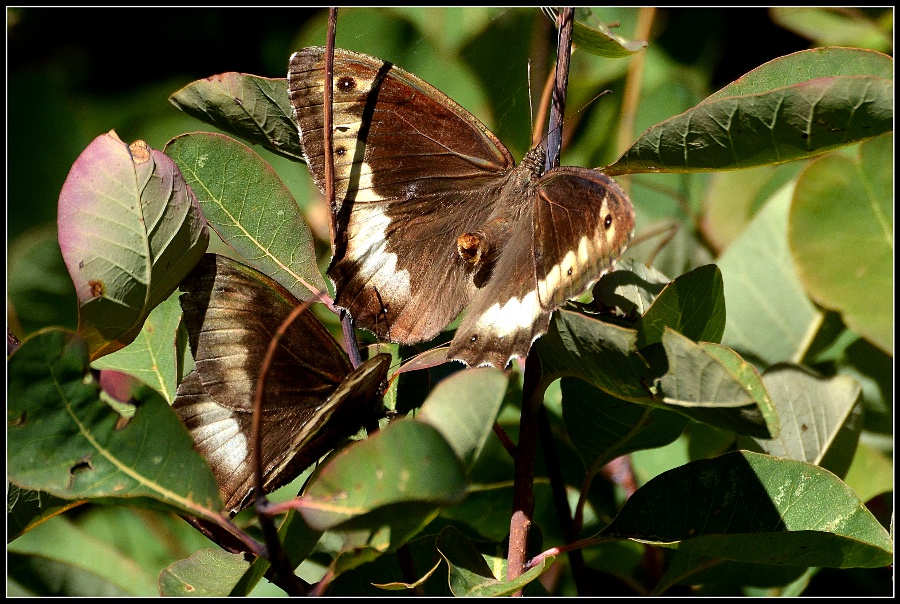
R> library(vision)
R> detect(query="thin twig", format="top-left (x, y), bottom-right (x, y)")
top-left (507, 348), bottom-right (543, 592)
top-left (545, 7), bottom-right (574, 172)
top-left (321, 8), bottom-right (363, 368)
top-left (252, 298), bottom-right (317, 596)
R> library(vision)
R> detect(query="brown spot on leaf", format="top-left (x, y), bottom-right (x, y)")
top-left (89, 280), bottom-right (105, 298)
top-left (129, 140), bottom-right (151, 163)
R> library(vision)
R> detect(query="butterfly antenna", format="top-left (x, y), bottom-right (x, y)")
top-left (527, 59), bottom-right (534, 131)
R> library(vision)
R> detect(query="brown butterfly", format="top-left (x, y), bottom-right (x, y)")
top-left (173, 254), bottom-right (390, 516)
top-left (288, 47), bottom-right (635, 369)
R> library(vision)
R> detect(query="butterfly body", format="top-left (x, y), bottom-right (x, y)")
top-left (289, 47), bottom-right (634, 369)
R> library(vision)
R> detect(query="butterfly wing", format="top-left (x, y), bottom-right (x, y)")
top-left (173, 254), bottom-right (388, 514)
top-left (288, 47), bottom-right (516, 345)
top-left (448, 167), bottom-right (635, 368)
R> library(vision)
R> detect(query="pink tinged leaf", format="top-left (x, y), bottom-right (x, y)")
top-left (58, 130), bottom-right (209, 361)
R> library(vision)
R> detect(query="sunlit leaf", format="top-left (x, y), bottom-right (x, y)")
top-left (741, 364), bottom-right (863, 479)
top-left (57, 131), bottom-right (209, 360)
top-left (570, 7), bottom-right (647, 58)
top-left (7, 329), bottom-right (222, 518)
top-left (603, 450), bottom-right (893, 569)
top-left (609, 48), bottom-right (893, 174)
top-left (169, 73), bottom-right (301, 161)
top-left (159, 548), bottom-right (251, 597)
top-left (789, 133), bottom-right (893, 355)
top-left (89, 291), bottom-right (182, 403)
top-left (165, 132), bottom-right (327, 301)
top-left (719, 182), bottom-right (823, 367)
top-left (298, 420), bottom-right (466, 532)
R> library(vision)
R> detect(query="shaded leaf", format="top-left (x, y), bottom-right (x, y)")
top-left (562, 377), bottom-right (687, 470)
top-left (571, 7), bottom-right (648, 58)
top-left (168, 73), bottom-right (302, 161)
top-left (602, 450), bottom-right (893, 569)
top-left (159, 548), bottom-right (251, 597)
top-left (537, 309), bottom-right (649, 402)
top-left (7, 329), bottom-right (223, 518)
top-left (436, 525), bottom-right (555, 596)
top-left (843, 441), bottom-right (894, 504)
top-left (635, 263), bottom-right (726, 348)
top-left (770, 9), bottom-right (892, 53)
top-left (298, 420), bottom-right (466, 532)
top-left (719, 182), bottom-right (822, 367)
top-left (7, 484), bottom-right (84, 542)
top-left (7, 223), bottom-right (77, 337)
top-left (742, 364), bottom-right (862, 479)
top-left (789, 132), bottom-right (893, 355)
top-left (609, 71), bottom-right (892, 174)
top-left (57, 131), bottom-right (209, 360)
top-left (416, 368), bottom-right (508, 471)
top-left (8, 514), bottom-right (159, 596)
top-left (588, 259), bottom-right (670, 319)
top-left (165, 132), bottom-right (326, 301)
top-left (655, 330), bottom-right (777, 439)
top-left (90, 290), bottom-right (182, 403)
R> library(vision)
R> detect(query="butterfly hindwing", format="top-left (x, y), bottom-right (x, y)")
top-left (447, 167), bottom-right (635, 368)
top-left (173, 254), bottom-right (389, 515)
top-left (288, 46), bottom-right (636, 369)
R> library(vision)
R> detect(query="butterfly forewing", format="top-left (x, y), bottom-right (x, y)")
top-left (288, 47), bottom-right (636, 369)
top-left (288, 47), bottom-right (517, 345)
top-left (173, 254), bottom-right (389, 515)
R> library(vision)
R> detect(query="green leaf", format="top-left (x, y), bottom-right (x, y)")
top-left (741, 364), bottom-right (863, 479)
top-left (655, 330), bottom-right (777, 439)
top-left (602, 450), bottom-right (893, 569)
top-left (843, 441), bottom-right (894, 504)
top-left (537, 309), bottom-right (649, 402)
top-left (571, 7), bottom-right (648, 58)
top-left (635, 264), bottom-right (726, 348)
top-left (7, 484), bottom-right (84, 542)
top-left (700, 162), bottom-right (805, 254)
top-left (8, 514), bottom-right (159, 596)
top-left (416, 368), bottom-right (508, 472)
top-left (719, 182), bottom-right (823, 367)
top-left (789, 132), bottom-right (893, 355)
top-left (298, 420), bottom-right (466, 532)
top-left (89, 290), bottom-right (182, 403)
top-left (7, 223), bottom-right (77, 337)
top-left (588, 259), bottom-right (670, 319)
top-left (159, 548), bottom-right (251, 597)
top-left (165, 132), bottom-right (327, 301)
top-left (435, 525), bottom-right (555, 596)
top-left (562, 377), bottom-right (687, 470)
top-left (704, 47), bottom-right (894, 103)
top-left (57, 131), bottom-right (209, 360)
top-left (168, 73), bottom-right (302, 161)
top-left (7, 329), bottom-right (223, 517)
top-left (609, 70), bottom-right (892, 174)
top-left (770, 9), bottom-right (893, 53)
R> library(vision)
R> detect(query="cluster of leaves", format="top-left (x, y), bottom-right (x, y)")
top-left (7, 7), bottom-right (893, 597)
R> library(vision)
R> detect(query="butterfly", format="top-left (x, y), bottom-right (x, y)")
top-left (288, 47), bottom-right (635, 369)
top-left (173, 254), bottom-right (390, 516)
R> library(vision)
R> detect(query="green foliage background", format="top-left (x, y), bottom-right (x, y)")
top-left (7, 7), bottom-right (893, 597)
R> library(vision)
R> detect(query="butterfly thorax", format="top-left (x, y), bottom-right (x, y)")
top-left (454, 146), bottom-right (546, 283)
